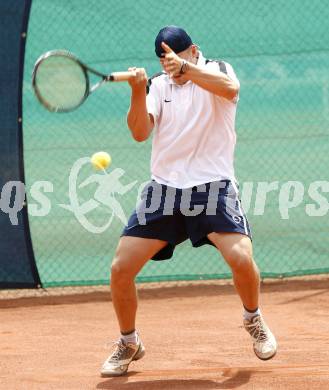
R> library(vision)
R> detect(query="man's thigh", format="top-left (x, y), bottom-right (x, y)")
top-left (112, 236), bottom-right (168, 276)
top-left (207, 232), bottom-right (253, 267)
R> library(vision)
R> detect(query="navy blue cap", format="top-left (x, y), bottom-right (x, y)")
top-left (155, 26), bottom-right (193, 57)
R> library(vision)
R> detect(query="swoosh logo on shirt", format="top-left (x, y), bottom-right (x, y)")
top-left (164, 99), bottom-right (171, 103)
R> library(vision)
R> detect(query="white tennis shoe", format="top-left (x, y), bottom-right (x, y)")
top-left (244, 314), bottom-right (277, 360)
top-left (101, 336), bottom-right (145, 376)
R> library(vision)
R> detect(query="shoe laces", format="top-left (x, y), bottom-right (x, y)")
top-left (247, 316), bottom-right (268, 342)
top-left (108, 339), bottom-right (127, 361)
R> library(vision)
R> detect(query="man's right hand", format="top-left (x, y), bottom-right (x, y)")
top-left (128, 67), bottom-right (148, 89)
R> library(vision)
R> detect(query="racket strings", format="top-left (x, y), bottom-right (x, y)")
top-left (34, 55), bottom-right (88, 112)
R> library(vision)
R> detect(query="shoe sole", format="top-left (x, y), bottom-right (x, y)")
top-left (100, 344), bottom-right (145, 377)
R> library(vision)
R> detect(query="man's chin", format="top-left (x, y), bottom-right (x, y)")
top-left (172, 75), bottom-right (187, 85)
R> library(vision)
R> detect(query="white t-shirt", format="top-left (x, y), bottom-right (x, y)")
top-left (146, 52), bottom-right (240, 189)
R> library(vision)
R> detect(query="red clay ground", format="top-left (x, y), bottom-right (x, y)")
top-left (1, 277), bottom-right (329, 389)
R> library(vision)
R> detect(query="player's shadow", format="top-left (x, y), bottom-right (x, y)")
top-left (96, 368), bottom-right (253, 389)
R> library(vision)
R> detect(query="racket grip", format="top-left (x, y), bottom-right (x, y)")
top-left (109, 71), bottom-right (136, 82)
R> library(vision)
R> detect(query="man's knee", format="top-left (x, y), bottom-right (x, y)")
top-left (110, 257), bottom-right (134, 285)
top-left (225, 245), bottom-right (255, 273)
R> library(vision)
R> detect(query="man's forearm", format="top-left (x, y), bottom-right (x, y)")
top-left (184, 63), bottom-right (239, 101)
top-left (127, 88), bottom-right (153, 142)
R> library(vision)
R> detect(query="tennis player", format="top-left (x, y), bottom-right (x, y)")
top-left (101, 25), bottom-right (277, 376)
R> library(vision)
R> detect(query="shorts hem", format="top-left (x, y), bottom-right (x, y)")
top-left (191, 228), bottom-right (252, 248)
top-left (121, 230), bottom-right (177, 261)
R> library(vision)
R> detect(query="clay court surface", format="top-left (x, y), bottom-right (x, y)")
top-left (1, 277), bottom-right (329, 390)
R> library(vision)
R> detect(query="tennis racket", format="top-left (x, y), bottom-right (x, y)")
top-left (32, 50), bottom-right (136, 113)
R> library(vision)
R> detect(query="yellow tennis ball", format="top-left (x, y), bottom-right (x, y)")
top-left (90, 151), bottom-right (111, 170)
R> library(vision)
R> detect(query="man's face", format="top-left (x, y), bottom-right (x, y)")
top-left (160, 45), bottom-right (198, 85)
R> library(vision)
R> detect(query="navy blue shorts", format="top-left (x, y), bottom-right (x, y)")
top-left (122, 180), bottom-right (252, 260)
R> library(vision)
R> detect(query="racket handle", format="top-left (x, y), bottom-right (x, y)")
top-left (109, 71), bottom-right (136, 82)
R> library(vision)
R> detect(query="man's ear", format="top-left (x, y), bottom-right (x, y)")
top-left (191, 44), bottom-right (199, 57)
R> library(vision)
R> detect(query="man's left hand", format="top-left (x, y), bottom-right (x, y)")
top-left (160, 42), bottom-right (184, 77)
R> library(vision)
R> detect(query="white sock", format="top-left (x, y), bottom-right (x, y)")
top-left (243, 307), bottom-right (261, 321)
top-left (121, 330), bottom-right (138, 344)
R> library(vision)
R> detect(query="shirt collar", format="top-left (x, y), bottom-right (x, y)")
top-left (197, 51), bottom-right (206, 66)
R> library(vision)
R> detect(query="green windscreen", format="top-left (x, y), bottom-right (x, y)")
top-left (23, 0), bottom-right (329, 287)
